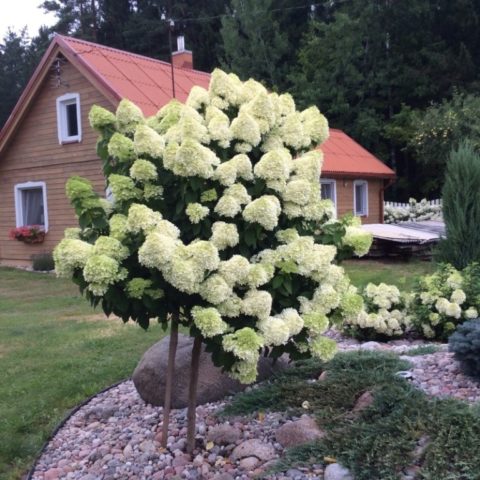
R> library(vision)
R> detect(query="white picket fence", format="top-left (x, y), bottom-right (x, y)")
top-left (384, 198), bottom-right (442, 224)
top-left (384, 199), bottom-right (442, 209)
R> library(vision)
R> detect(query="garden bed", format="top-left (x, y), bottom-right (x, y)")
top-left (30, 340), bottom-right (480, 480)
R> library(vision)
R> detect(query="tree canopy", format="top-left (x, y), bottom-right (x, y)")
top-left (3, 0), bottom-right (480, 200)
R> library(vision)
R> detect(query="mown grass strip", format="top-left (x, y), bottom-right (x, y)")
top-left (0, 267), bottom-right (165, 480)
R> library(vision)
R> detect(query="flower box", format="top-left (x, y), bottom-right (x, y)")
top-left (9, 225), bottom-right (46, 244)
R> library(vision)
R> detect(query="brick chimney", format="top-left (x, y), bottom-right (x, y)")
top-left (172, 35), bottom-right (193, 69)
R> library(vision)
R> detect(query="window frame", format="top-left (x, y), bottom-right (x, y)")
top-left (56, 93), bottom-right (82, 144)
top-left (353, 179), bottom-right (369, 217)
top-left (320, 178), bottom-right (337, 216)
top-left (14, 181), bottom-right (49, 231)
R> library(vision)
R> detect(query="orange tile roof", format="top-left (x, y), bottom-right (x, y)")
top-left (321, 129), bottom-right (395, 178)
top-left (0, 35), bottom-right (395, 180)
top-left (59, 36), bottom-right (210, 116)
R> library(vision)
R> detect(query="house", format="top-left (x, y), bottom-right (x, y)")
top-left (0, 35), bottom-right (395, 267)
top-left (320, 129), bottom-right (395, 223)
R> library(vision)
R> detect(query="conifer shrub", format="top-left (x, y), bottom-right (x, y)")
top-left (436, 140), bottom-right (480, 269)
top-left (449, 319), bottom-right (480, 381)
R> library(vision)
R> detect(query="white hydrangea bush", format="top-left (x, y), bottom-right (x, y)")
top-left (342, 282), bottom-right (411, 340)
top-left (54, 69), bottom-right (372, 384)
top-left (410, 263), bottom-right (480, 340)
top-left (384, 198), bottom-right (442, 224)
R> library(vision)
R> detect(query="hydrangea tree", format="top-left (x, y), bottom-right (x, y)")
top-left (53, 69), bottom-right (371, 452)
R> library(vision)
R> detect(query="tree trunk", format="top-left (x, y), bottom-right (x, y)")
top-left (161, 313), bottom-right (179, 448)
top-left (186, 336), bottom-right (202, 454)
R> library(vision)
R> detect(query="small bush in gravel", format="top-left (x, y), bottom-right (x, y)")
top-left (410, 263), bottom-right (480, 340)
top-left (449, 319), bottom-right (480, 381)
top-left (342, 282), bottom-right (411, 341)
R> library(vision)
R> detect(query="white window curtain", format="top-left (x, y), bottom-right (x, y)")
top-left (22, 189), bottom-right (44, 225)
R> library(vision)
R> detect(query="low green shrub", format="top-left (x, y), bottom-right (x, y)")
top-left (449, 319), bottom-right (480, 381)
top-left (342, 282), bottom-right (411, 340)
top-left (224, 350), bottom-right (480, 479)
top-left (409, 263), bottom-right (480, 340)
top-left (31, 252), bottom-right (55, 271)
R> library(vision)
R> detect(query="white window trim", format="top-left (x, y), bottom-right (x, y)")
top-left (56, 93), bottom-right (82, 144)
top-left (353, 179), bottom-right (369, 217)
top-left (320, 178), bottom-right (337, 217)
top-left (14, 181), bottom-right (49, 231)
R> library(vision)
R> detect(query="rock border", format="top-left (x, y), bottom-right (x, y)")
top-left (26, 379), bottom-right (127, 480)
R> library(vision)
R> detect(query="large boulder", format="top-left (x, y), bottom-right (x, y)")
top-left (132, 333), bottom-right (287, 408)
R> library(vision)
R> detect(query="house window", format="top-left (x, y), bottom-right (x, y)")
top-left (56, 93), bottom-right (81, 143)
top-left (354, 180), bottom-right (368, 216)
top-left (14, 182), bottom-right (49, 231)
top-left (321, 179), bottom-right (337, 215)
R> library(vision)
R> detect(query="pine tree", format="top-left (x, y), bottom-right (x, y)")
top-left (436, 141), bottom-right (480, 268)
top-left (220, 0), bottom-right (289, 88)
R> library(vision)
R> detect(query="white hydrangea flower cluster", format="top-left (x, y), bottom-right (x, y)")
top-left (54, 235), bottom-right (129, 297)
top-left (384, 198), bottom-right (442, 224)
top-left (410, 264), bottom-right (480, 340)
top-left (55, 69), bottom-right (373, 386)
top-left (342, 282), bottom-right (411, 339)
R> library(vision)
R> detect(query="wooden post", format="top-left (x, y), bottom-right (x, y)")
top-left (161, 313), bottom-right (179, 448)
top-left (186, 336), bottom-right (202, 454)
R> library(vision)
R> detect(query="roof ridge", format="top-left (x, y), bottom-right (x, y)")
top-left (57, 34), bottom-right (210, 77)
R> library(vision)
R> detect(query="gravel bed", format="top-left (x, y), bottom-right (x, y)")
top-left (30, 337), bottom-right (480, 480)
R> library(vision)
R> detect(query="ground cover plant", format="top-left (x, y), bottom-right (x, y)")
top-left (0, 267), bottom-right (164, 480)
top-left (222, 350), bottom-right (480, 480)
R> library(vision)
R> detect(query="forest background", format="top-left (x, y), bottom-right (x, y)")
top-left (2, 0), bottom-right (480, 200)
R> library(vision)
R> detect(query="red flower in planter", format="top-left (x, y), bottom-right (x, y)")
top-left (9, 225), bottom-right (46, 244)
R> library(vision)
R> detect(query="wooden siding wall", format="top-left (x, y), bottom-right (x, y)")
top-left (327, 176), bottom-right (383, 224)
top-left (0, 60), bottom-right (113, 266)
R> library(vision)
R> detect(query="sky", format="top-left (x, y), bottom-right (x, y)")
top-left (0, 0), bottom-right (57, 40)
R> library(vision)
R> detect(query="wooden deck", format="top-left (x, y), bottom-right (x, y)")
top-left (362, 221), bottom-right (445, 258)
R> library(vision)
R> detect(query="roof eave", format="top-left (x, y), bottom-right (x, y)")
top-left (0, 38), bottom-right (61, 155)
top-left (0, 34), bottom-right (122, 157)
top-left (322, 171), bottom-right (396, 179)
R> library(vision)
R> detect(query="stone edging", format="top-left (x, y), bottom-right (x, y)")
top-left (26, 379), bottom-right (128, 480)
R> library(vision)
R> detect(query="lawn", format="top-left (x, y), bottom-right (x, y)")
top-left (343, 259), bottom-right (435, 291)
top-left (0, 267), bottom-right (165, 480)
top-left (0, 259), bottom-right (433, 479)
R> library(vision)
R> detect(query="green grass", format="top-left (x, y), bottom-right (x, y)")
top-left (223, 351), bottom-right (480, 480)
top-left (343, 259), bottom-right (436, 291)
top-left (0, 267), bottom-right (165, 480)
